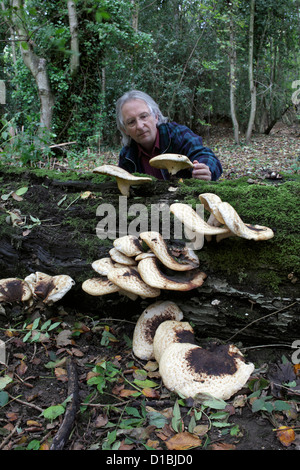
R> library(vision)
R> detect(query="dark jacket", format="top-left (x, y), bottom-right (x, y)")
top-left (118, 122), bottom-right (223, 181)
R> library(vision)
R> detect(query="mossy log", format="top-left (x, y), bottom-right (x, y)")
top-left (0, 165), bottom-right (299, 345)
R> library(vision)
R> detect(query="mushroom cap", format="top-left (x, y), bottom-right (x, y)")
top-left (25, 272), bottom-right (75, 304)
top-left (216, 202), bottom-right (274, 241)
top-left (140, 231), bottom-right (199, 271)
top-left (153, 320), bottom-right (195, 363)
top-left (137, 256), bottom-right (207, 291)
top-left (132, 300), bottom-right (184, 360)
top-left (199, 193), bottom-right (225, 225)
top-left (170, 203), bottom-right (231, 235)
top-left (149, 154), bottom-right (193, 175)
top-left (107, 266), bottom-right (160, 298)
top-left (93, 164), bottom-right (152, 196)
top-left (159, 343), bottom-right (255, 400)
top-left (109, 248), bottom-right (137, 265)
top-left (82, 277), bottom-right (120, 296)
top-left (0, 278), bottom-right (32, 302)
top-left (113, 235), bottom-right (143, 257)
top-left (92, 257), bottom-right (115, 276)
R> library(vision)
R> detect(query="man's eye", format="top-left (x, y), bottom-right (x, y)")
top-left (127, 120), bottom-right (135, 126)
top-left (140, 113), bottom-right (149, 120)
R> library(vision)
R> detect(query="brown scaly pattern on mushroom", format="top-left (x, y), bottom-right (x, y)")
top-left (132, 301), bottom-right (184, 360)
top-left (158, 342), bottom-right (255, 400)
top-left (153, 320), bottom-right (195, 363)
top-left (140, 231), bottom-right (199, 271)
top-left (0, 278), bottom-right (32, 303)
top-left (25, 272), bottom-right (75, 304)
top-left (137, 256), bottom-right (207, 291)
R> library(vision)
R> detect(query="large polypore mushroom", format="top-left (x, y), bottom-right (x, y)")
top-left (139, 231), bottom-right (199, 271)
top-left (93, 164), bottom-right (152, 197)
top-left (159, 343), bottom-right (255, 400)
top-left (24, 272), bottom-right (75, 304)
top-left (107, 266), bottom-right (160, 299)
top-left (138, 256), bottom-right (206, 291)
top-left (149, 154), bottom-right (193, 176)
top-left (153, 320), bottom-right (195, 363)
top-left (82, 277), bottom-right (120, 296)
top-left (132, 301), bottom-right (184, 360)
top-left (170, 203), bottom-right (231, 237)
top-left (214, 201), bottom-right (274, 241)
top-left (0, 278), bottom-right (32, 303)
top-left (113, 235), bottom-right (143, 257)
top-left (198, 194), bottom-right (274, 241)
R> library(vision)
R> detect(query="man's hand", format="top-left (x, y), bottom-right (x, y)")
top-left (192, 161), bottom-right (212, 180)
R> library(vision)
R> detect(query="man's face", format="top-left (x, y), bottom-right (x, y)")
top-left (121, 99), bottom-right (158, 152)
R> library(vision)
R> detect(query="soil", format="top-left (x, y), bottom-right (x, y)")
top-left (0, 125), bottom-right (299, 452)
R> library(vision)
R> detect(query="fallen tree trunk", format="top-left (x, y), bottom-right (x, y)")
top-left (0, 165), bottom-right (299, 345)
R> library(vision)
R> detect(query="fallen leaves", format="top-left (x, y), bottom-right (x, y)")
top-left (275, 426), bottom-right (296, 447)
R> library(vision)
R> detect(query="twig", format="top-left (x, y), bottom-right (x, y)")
top-left (50, 358), bottom-right (79, 450)
top-left (226, 302), bottom-right (298, 342)
top-left (8, 395), bottom-right (43, 413)
top-left (0, 416), bottom-right (22, 450)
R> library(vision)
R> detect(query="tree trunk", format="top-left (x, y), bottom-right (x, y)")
top-left (246, 0), bottom-right (256, 144)
top-left (11, 0), bottom-right (54, 130)
top-left (0, 166), bottom-right (298, 345)
top-left (229, 6), bottom-right (239, 144)
top-left (67, 0), bottom-right (80, 77)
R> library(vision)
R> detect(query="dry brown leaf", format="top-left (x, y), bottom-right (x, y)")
top-left (16, 360), bottom-right (28, 376)
top-left (166, 432), bottom-right (201, 450)
top-left (145, 439), bottom-right (160, 449)
top-left (95, 414), bottom-right (108, 428)
top-left (119, 389), bottom-right (138, 397)
top-left (276, 426), bottom-right (296, 447)
top-left (54, 367), bottom-right (68, 382)
top-left (142, 387), bottom-right (160, 398)
top-left (209, 442), bottom-right (236, 450)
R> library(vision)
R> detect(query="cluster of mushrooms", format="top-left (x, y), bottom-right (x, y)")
top-left (82, 191), bottom-right (274, 300)
top-left (0, 272), bottom-right (75, 306)
top-left (132, 300), bottom-right (255, 400)
top-left (93, 154), bottom-right (194, 197)
top-left (82, 231), bottom-right (207, 301)
top-left (81, 190), bottom-right (274, 400)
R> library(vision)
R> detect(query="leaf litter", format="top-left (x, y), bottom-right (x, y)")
top-left (0, 125), bottom-right (299, 451)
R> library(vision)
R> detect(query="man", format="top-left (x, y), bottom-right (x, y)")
top-left (116, 90), bottom-right (222, 181)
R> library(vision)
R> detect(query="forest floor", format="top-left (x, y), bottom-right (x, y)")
top-left (0, 124), bottom-right (299, 453)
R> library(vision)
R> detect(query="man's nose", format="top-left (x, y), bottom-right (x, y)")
top-left (136, 117), bottom-right (145, 129)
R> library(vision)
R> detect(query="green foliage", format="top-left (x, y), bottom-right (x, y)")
top-left (0, 0), bottom-right (299, 162)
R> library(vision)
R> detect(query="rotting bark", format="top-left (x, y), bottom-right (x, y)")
top-left (0, 166), bottom-right (299, 345)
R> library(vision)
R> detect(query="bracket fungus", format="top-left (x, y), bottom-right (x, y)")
top-left (215, 201), bottom-right (274, 241)
top-left (24, 272), bottom-right (75, 304)
top-left (0, 278), bottom-right (32, 303)
top-left (109, 247), bottom-right (137, 266)
top-left (132, 301), bottom-right (184, 360)
top-left (82, 277), bottom-right (120, 296)
top-left (93, 164), bottom-right (152, 197)
top-left (139, 231), bottom-right (199, 271)
top-left (159, 343), bottom-right (255, 400)
top-left (149, 153), bottom-right (193, 175)
top-left (138, 256), bottom-right (207, 291)
top-left (153, 320), bottom-right (195, 363)
top-left (107, 266), bottom-right (160, 299)
top-left (170, 203), bottom-right (231, 236)
top-left (113, 235), bottom-right (143, 258)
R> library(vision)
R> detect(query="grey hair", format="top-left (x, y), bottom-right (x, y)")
top-left (116, 90), bottom-right (168, 146)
